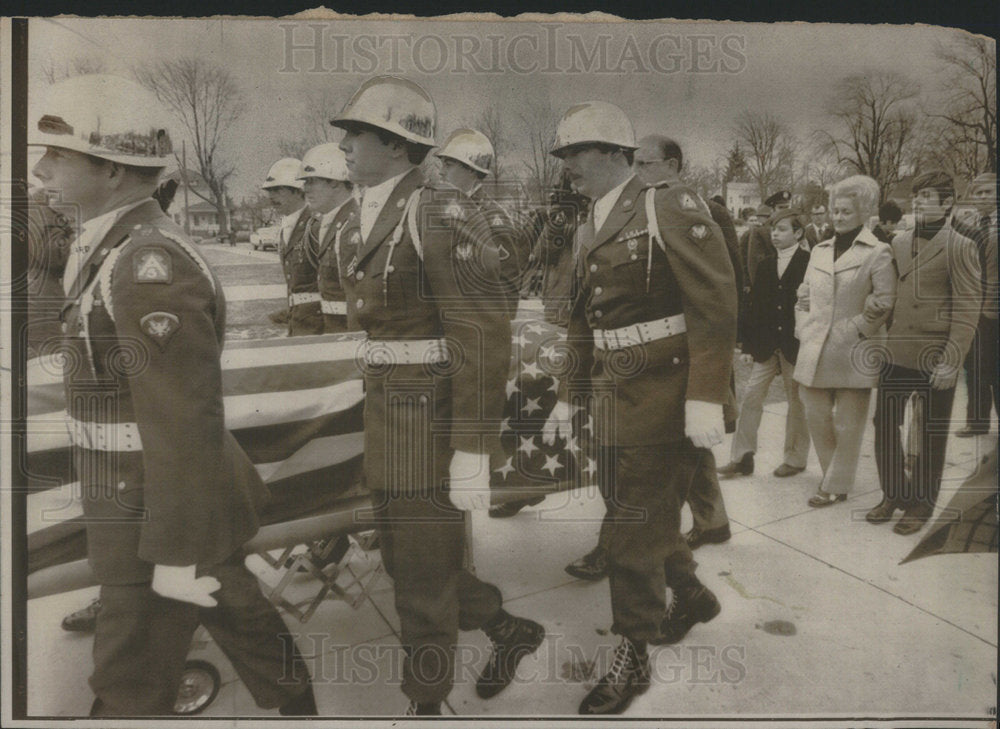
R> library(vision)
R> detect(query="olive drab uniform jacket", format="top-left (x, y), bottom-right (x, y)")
top-left (280, 206), bottom-right (324, 335)
top-left (313, 201), bottom-right (360, 333)
top-left (336, 168), bottom-right (511, 492)
top-left (565, 176), bottom-right (738, 446)
top-left (469, 185), bottom-right (532, 318)
top-left (61, 200), bottom-right (267, 584)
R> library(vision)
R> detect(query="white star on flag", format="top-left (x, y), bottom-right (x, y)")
top-left (583, 457), bottom-right (598, 478)
top-left (565, 435), bottom-right (580, 453)
top-left (505, 378), bottom-right (520, 398)
top-left (494, 456), bottom-right (516, 480)
top-left (501, 416), bottom-right (512, 433)
top-left (520, 360), bottom-right (543, 379)
top-left (583, 414), bottom-right (594, 433)
top-left (522, 397), bottom-right (543, 416)
top-left (523, 322), bottom-right (548, 335)
top-left (541, 454), bottom-right (563, 476)
top-left (547, 377), bottom-right (561, 394)
top-left (518, 435), bottom-right (539, 457)
top-left (512, 332), bottom-right (530, 348)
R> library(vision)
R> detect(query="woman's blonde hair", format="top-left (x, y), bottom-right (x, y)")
top-left (828, 175), bottom-right (880, 222)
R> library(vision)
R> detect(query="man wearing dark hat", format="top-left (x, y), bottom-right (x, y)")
top-left (868, 170), bottom-right (981, 535)
top-left (954, 172), bottom-right (998, 437)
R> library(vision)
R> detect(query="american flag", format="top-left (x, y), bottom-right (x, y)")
top-left (25, 298), bottom-right (592, 576)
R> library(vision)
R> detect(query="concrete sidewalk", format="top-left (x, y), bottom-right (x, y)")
top-left (26, 391), bottom-right (997, 721)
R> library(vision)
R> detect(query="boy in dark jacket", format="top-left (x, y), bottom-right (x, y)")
top-left (719, 208), bottom-right (812, 478)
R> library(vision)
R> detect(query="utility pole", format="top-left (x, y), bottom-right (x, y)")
top-left (182, 140), bottom-right (190, 236)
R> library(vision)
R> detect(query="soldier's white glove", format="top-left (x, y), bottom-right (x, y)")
top-left (448, 451), bottom-right (491, 512)
top-left (541, 400), bottom-right (574, 446)
top-left (685, 400), bottom-right (725, 449)
top-left (152, 564), bottom-right (220, 608)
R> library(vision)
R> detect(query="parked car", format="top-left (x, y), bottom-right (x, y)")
top-left (251, 225), bottom-right (280, 251)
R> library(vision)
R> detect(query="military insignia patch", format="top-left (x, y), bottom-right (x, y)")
top-left (396, 197), bottom-right (406, 209)
top-left (139, 311), bottom-right (180, 350)
top-left (622, 198), bottom-right (633, 210)
top-left (347, 256), bottom-right (358, 277)
top-left (690, 224), bottom-right (709, 240)
top-left (680, 193), bottom-right (699, 211)
top-left (627, 239), bottom-right (638, 251)
top-left (455, 243), bottom-right (474, 261)
top-left (446, 201), bottom-right (465, 221)
top-left (350, 231), bottom-right (361, 246)
top-left (133, 247), bottom-right (172, 283)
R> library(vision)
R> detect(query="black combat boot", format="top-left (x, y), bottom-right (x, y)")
top-left (578, 636), bottom-right (651, 715)
top-left (475, 610), bottom-right (545, 699)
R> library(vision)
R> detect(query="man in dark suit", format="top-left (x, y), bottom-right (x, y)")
top-left (868, 170), bottom-right (981, 535)
top-left (30, 74), bottom-right (316, 716)
top-left (720, 208), bottom-right (811, 478)
top-left (804, 203), bottom-right (834, 249)
top-left (332, 76), bottom-right (543, 716)
top-left (953, 172), bottom-right (998, 437)
top-left (546, 104), bottom-right (736, 714)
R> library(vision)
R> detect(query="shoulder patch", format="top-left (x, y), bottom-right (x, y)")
top-left (445, 200), bottom-right (466, 221)
top-left (689, 224), bottom-right (709, 240)
top-left (679, 192), bottom-right (700, 211)
top-left (133, 246), bottom-right (172, 283)
top-left (139, 311), bottom-right (181, 350)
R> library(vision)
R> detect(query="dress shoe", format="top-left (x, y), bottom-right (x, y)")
top-left (650, 584), bottom-right (722, 645)
top-left (476, 611), bottom-right (545, 699)
top-left (279, 685), bottom-right (318, 716)
top-left (955, 425), bottom-right (988, 438)
top-left (578, 637), bottom-right (651, 715)
top-left (284, 535), bottom-right (351, 572)
top-left (488, 495), bottom-right (545, 518)
top-left (808, 490), bottom-right (847, 508)
top-left (773, 463), bottom-right (805, 478)
top-left (405, 700), bottom-right (442, 715)
top-left (718, 453), bottom-right (754, 477)
top-left (565, 546), bottom-right (609, 581)
top-left (61, 598), bottom-right (101, 633)
top-left (893, 505), bottom-right (933, 535)
top-left (684, 524), bottom-right (731, 550)
top-left (865, 499), bottom-right (899, 524)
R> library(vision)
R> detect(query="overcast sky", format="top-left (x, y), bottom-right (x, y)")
top-left (27, 15), bottom-right (981, 200)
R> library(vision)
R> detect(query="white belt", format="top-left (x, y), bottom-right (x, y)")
top-left (66, 416), bottom-right (143, 452)
top-left (363, 338), bottom-right (449, 366)
top-left (289, 292), bottom-right (321, 307)
top-left (321, 299), bottom-right (348, 315)
top-left (593, 314), bottom-right (687, 351)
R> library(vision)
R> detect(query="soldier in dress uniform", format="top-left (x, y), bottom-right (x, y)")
top-left (297, 142), bottom-right (359, 334)
top-left (29, 74), bottom-right (316, 716)
top-left (330, 76), bottom-right (544, 716)
top-left (543, 101), bottom-right (736, 714)
top-left (435, 128), bottom-right (530, 318)
top-left (262, 157), bottom-right (322, 335)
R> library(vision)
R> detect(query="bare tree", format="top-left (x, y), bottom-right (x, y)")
top-left (135, 58), bottom-right (246, 234)
top-left (518, 99), bottom-right (560, 203)
top-left (818, 71), bottom-right (920, 203)
top-left (40, 54), bottom-right (107, 83)
top-left (682, 162), bottom-right (725, 201)
top-left (462, 103), bottom-right (512, 183)
top-left (733, 111), bottom-right (797, 201)
top-left (277, 86), bottom-right (351, 159)
top-left (928, 36), bottom-right (996, 175)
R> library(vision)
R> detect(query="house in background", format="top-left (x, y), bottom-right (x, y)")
top-left (165, 168), bottom-right (227, 238)
top-left (724, 181), bottom-right (761, 217)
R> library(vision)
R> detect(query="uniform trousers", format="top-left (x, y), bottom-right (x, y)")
top-left (798, 386), bottom-right (871, 495)
top-left (731, 351), bottom-right (810, 469)
top-left (963, 316), bottom-right (999, 429)
top-left (90, 550), bottom-right (312, 716)
top-left (596, 441), bottom-right (728, 544)
top-left (874, 364), bottom-right (958, 511)
top-left (597, 443), bottom-right (700, 642)
top-left (364, 367), bottom-right (502, 702)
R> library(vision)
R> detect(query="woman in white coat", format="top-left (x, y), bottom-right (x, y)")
top-left (794, 175), bottom-right (897, 507)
